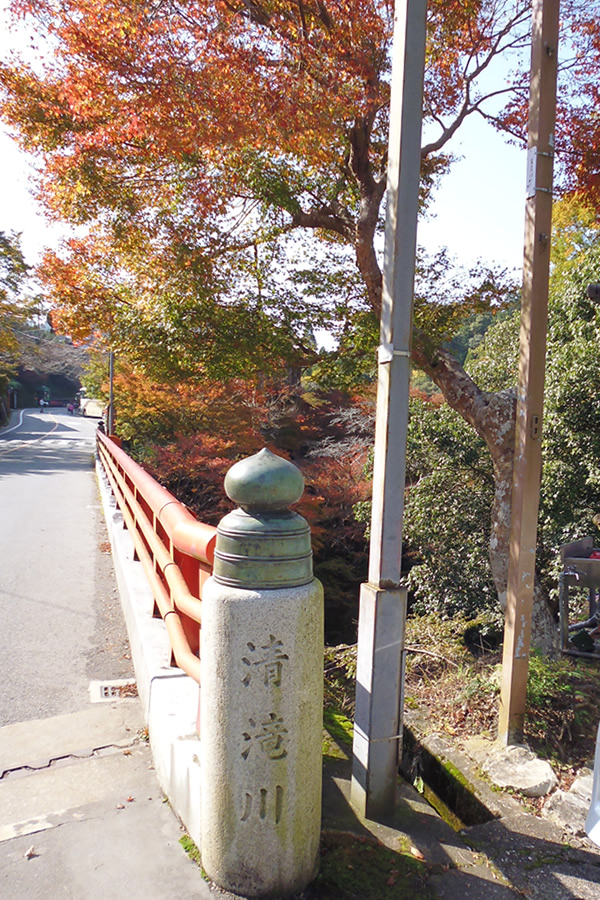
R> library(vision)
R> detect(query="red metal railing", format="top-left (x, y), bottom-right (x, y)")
top-left (96, 430), bottom-right (217, 683)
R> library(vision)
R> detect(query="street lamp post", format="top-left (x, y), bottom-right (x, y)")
top-left (107, 349), bottom-right (115, 435)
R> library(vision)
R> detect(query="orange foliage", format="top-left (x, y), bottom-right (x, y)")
top-left (1, 0), bottom-right (599, 356)
top-left (2, 0), bottom-right (395, 204)
top-left (297, 451), bottom-right (371, 554)
top-left (109, 368), bottom-right (272, 448)
top-left (409, 385), bottom-right (444, 407)
top-left (143, 434), bottom-right (240, 525)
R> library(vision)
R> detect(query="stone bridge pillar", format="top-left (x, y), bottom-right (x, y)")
top-left (200, 448), bottom-right (324, 898)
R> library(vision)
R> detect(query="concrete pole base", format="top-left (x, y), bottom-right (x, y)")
top-left (351, 583), bottom-right (406, 820)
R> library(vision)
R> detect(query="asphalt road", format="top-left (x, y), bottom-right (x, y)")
top-left (0, 408), bottom-right (133, 726)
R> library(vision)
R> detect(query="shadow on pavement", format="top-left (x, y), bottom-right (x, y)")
top-left (0, 410), bottom-right (98, 479)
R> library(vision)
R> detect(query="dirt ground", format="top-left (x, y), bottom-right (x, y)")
top-left (324, 612), bottom-right (600, 802)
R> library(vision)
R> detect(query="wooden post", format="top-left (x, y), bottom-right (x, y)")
top-left (498, 0), bottom-right (560, 746)
top-left (350, 0), bottom-right (427, 819)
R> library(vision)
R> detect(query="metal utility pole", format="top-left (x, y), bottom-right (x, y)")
top-left (108, 349), bottom-right (115, 435)
top-left (498, 0), bottom-right (559, 746)
top-left (351, 0), bottom-right (427, 820)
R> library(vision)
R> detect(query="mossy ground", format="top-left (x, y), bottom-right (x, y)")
top-left (185, 831), bottom-right (440, 899)
top-left (179, 833), bottom-right (202, 866)
top-left (304, 831), bottom-right (435, 900)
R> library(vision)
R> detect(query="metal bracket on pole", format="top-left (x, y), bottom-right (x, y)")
top-left (378, 344), bottom-right (411, 364)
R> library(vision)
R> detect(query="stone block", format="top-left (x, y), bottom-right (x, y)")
top-left (483, 744), bottom-right (558, 797)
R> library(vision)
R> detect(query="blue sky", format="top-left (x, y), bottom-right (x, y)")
top-left (419, 115), bottom-right (526, 273)
top-left (0, 127), bottom-right (67, 261)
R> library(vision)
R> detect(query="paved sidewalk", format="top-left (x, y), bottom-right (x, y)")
top-left (0, 703), bottom-right (211, 899)
top-left (0, 412), bottom-right (211, 898)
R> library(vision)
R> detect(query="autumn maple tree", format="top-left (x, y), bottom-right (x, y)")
top-left (2, 0), bottom-right (600, 648)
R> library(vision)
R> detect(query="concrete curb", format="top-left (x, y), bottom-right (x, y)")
top-left (403, 711), bottom-right (525, 825)
top-left (95, 460), bottom-right (203, 849)
top-left (403, 709), bottom-right (600, 844)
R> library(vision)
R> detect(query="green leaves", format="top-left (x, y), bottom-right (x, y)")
top-left (403, 397), bottom-right (496, 618)
top-left (0, 231), bottom-right (35, 393)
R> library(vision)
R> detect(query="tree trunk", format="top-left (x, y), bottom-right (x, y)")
top-left (411, 339), bottom-right (558, 653)
top-left (326, 141), bottom-right (558, 651)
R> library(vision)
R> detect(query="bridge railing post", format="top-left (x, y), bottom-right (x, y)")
top-left (200, 448), bottom-right (324, 898)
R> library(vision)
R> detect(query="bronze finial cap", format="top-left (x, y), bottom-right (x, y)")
top-left (214, 449), bottom-right (313, 589)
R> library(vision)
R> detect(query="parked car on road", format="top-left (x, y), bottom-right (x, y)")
top-left (80, 398), bottom-right (104, 418)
